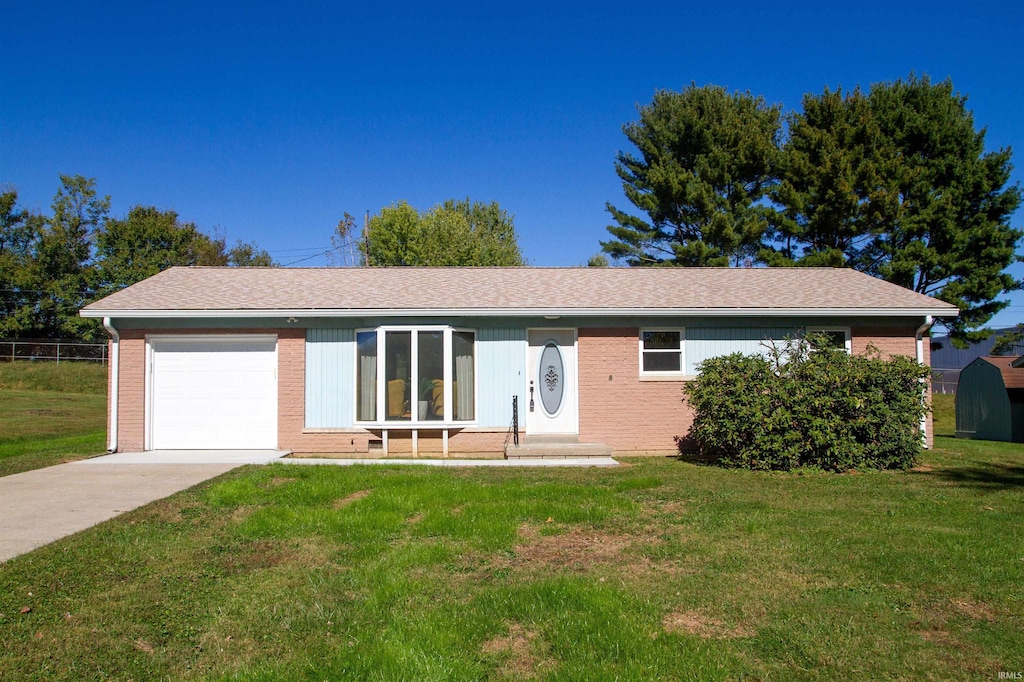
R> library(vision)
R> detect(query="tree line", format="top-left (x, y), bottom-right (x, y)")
top-left (3, 73), bottom-right (1019, 346)
top-left (1, 175), bottom-right (274, 340)
top-left (600, 73), bottom-right (1022, 345)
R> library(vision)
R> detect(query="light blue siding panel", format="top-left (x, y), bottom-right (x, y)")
top-left (305, 328), bottom-right (355, 428)
top-left (686, 327), bottom-right (798, 374)
top-left (477, 328), bottom-right (526, 428)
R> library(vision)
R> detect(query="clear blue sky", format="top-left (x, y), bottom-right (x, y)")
top-left (2, 0), bottom-right (1022, 326)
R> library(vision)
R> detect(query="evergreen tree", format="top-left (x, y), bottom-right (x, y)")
top-left (858, 75), bottom-right (1021, 343)
top-left (765, 86), bottom-right (886, 266)
top-left (773, 75), bottom-right (1021, 344)
top-left (602, 84), bottom-right (782, 266)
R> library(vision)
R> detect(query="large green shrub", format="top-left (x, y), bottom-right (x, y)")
top-left (682, 337), bottom-right (930, 471)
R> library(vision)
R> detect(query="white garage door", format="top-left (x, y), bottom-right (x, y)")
top-left (149, 336), bottom-right (278, 450)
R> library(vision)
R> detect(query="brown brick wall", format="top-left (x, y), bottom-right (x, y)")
top-left (578, 325), bottom-right (935, 455)
top-left (110, 324), bottom-right (935, 454)
top-left (113, 328), bottom-right (509, 456)
top-left (851, 325), bottom-right (933, 449)
top-left (578, 327), bottom-right (690, 454)
top-left (115, 330), bottom-right (147, 452)
top-left (850, 325), bottom-right (917, 358)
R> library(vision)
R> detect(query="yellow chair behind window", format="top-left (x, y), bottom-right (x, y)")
top-left (387, 379), bottom-right (406, 417)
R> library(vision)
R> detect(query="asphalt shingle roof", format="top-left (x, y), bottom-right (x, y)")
top-left (81, 266), bottom-right (958, 316)
top-left (979, 356), bottom-right (1024, 389)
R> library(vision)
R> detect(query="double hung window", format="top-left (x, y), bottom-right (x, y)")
top-left (356, 327), bottom-right (475, 423)
top-left (806, 327), bottom-right (851, 354)
top-left (640, 329), bottom-right (685, 376)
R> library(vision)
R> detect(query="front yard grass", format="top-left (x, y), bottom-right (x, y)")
top-left (0, 362), bottom-right (107, 477)
top-left (1, 438), bottom-right (1021, 680)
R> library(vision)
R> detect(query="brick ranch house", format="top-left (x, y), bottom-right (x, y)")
top-left (80, 266), bottom-right (957, 456)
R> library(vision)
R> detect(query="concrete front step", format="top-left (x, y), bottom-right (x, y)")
top-left (506, 436), bottom-right (613, 459)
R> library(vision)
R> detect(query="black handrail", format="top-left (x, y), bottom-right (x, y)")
top-left (503, 395), bottom-right (520, 454)
top-left (512, 395), bottom-right (519, 446)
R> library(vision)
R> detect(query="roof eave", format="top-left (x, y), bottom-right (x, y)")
top-left (81, 306), bottom-right (960, 319)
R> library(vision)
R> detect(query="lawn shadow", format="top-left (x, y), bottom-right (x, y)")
top-left (671, 451), bottom-right (721, 466)
top-left (912, 461), bottom-right (1024, 490)
top-left (672, 435), bottom-right (721, 466)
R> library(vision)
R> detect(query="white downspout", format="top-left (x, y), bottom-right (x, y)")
top-left (103, 317), bottom-right (119, 453)
top-left (915, 315), bottom-right (934, 448)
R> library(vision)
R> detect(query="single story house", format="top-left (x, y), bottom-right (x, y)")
top-left (955, 356), bottom-right (1024, 442)
top-left (80, 266), bottom-right (957, 456)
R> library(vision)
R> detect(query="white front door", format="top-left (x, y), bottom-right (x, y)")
top-left (148, 336), bottom-right (278, 450)
top-left (526, 329), bottom-right (577, 435)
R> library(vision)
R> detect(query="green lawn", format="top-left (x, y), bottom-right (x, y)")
top-left (932, 392), bottom-right (955, 437)
top-left (0, 362), bottom-right (108, 477)
top-left (2, 439), bottom-right (1022, 680)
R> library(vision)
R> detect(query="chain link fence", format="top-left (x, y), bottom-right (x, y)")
top-left (931, 370), bottom-right (959, 395)
top-left (0, 339), bottom-right (108, 364)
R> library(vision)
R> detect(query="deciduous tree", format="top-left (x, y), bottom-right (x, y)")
top-left (226, 240), bottom-right (275, 267)
top-left (0, 188), bottom-right (44, 336)
top-left (32, 175), bottom-right (110, 338)
top-left (94, 206), bottom-right (276, 296)
top-left (363, 199), bottom-right (524, 266)
top-left (95, 206), bottom-right (213, 292)
top-left (1, 177), bottom-right (275, 338)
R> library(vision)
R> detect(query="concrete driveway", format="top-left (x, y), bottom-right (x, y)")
top-left (0, 450), bottom-right (287, 563)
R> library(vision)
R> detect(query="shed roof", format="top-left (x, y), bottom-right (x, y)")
top-left (978, 356), bottom-right (1024, 389)
top-left (81, 266), bottom-right (959, 319)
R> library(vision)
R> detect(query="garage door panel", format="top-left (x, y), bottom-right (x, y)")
top-left (155, 371), bottom-right (275, 395)
top-left (149, 337), bottom-right (278, 450)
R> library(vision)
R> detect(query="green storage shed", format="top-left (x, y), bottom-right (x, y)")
top-left (955, 356), bottom-right (1024, 442)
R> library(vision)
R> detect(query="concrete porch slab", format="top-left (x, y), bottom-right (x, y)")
top-left (506, 436), bottom-right (614, 459)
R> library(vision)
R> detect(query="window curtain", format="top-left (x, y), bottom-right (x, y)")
top-left (358, 348), bottom-right (377, 421)
top-left (453, 333), bottom-right (474, 420)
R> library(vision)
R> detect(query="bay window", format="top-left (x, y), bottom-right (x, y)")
top-left (356, 327), bottom-right (475, 423)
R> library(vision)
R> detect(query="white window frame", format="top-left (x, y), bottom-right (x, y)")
top-left (353, 325), bottom-right (477, 426)
top-left (638, 328), bottom-right (686, 377)
top-left (806, 326), bottom-right (852, 354)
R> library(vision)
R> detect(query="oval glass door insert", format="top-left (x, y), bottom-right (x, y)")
top-left (539, 342), bottom-right (564, 415)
